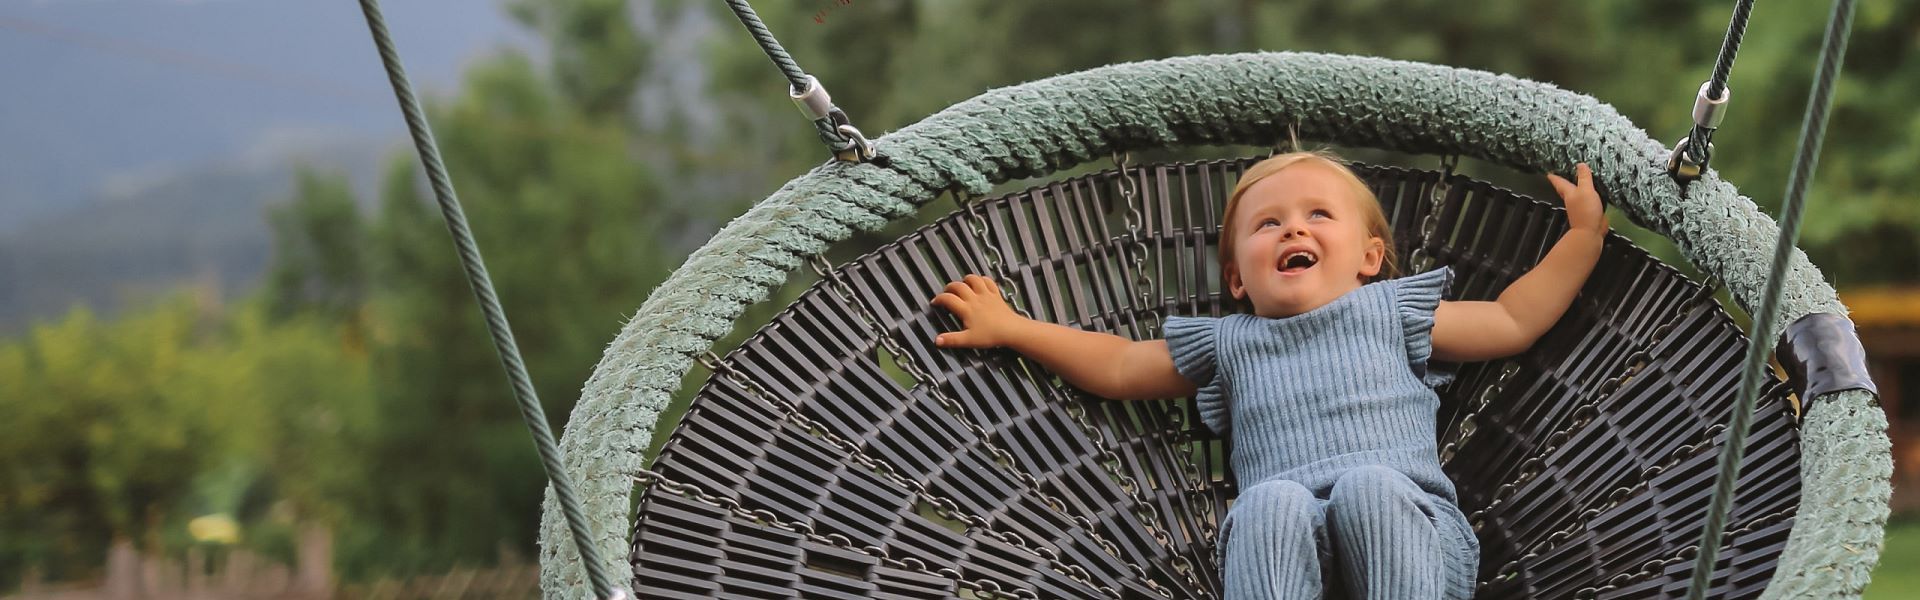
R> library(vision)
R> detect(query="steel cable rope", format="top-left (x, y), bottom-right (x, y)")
top-left (354, 1), bottom-right (625, 598)
top-left (721, 0), bottom-right (871, 161)
top-left (1674, 0), bottom-right (1756, 177)
top-left (1685, 0), bottom-right (1857, 596)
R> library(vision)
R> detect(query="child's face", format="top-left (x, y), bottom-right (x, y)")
top-left (1226, 162), bottom-right (1386, 318)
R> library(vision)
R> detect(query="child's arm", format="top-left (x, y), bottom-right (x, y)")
top-left (930, 275), bottom-right (1198, 400)
top-left (1432, 163), bottom-right (1607, 362)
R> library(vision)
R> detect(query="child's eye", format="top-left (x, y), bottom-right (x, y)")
top-left (1310, 209), bottom-right (1332, 219)
top-left (1258, 218), bottom-right (1279, 228)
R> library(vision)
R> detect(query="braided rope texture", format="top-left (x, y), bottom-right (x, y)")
top-left (536, 51), bottom-right (1890, 599)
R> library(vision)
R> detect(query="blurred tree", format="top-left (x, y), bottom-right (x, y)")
top-left (509, 0), bottom-right (647, 122)
top-left (265, 171), bottom-right (368, 325)
top-left (1709, 0), bottom-right (1920, 287)
top-left (263, 0), bottom-right (693, 577)
top-left (0, 303), bottom-right (217, 584)
top-left (0, 297), bottom-right (373, 588)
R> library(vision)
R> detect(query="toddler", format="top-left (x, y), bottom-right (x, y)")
top-left (929, 151), bottom-right (1604, 599)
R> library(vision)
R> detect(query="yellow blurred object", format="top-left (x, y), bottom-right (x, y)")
top-left (1842, 287), bottom-right (1920, 328)
top-left (188, 514), bottom-right (241, 545)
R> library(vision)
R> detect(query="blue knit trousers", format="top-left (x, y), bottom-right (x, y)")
top-left (1220, 466), bottom-right (1479, 599)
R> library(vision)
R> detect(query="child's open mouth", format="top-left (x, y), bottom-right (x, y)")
top-left (1278, 250), bottom-right (1318, 275)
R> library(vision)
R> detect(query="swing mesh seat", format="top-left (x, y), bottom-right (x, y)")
top-left (627, 158), bottom-right (1802, 599)
top-left (537, 53), bottom-right (1888, 600)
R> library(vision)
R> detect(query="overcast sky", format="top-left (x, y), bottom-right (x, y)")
top-left (0, 0), bottom-right (536, 229)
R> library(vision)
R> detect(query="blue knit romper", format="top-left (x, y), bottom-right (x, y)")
top-left (1163, 267), bottom-right (1479, 599)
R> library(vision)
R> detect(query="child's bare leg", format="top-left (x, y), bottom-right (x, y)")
top-left (1326, 465), bottom-right (1474, 599)
top-left (1222, 478), bottom-right (1330, 599)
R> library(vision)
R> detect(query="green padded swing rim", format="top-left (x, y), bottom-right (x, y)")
top-left (536, 51), bottom-right (1890, 599)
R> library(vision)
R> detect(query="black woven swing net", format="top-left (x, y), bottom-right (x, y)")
top-left (630, 157), bottom-right (1801, 599)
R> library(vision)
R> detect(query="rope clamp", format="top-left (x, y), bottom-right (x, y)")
top-left (791, 75), bottom-right (874, 162)
top-left (1692, 81), bottom-right (1731, 129)
top-left (788, 74), bottom-right (834, 120)
top-left (1670, 82), bottom-right (1730, 182)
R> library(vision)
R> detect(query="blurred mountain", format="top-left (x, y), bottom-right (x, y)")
top-left (0, 0), bottom-right (530, 332)
top-left (0, 0), bottom-right (529, 232)
top-left (0, 138), bottom-right (390, 334)
top-left (0, 0), bottom-right (727, 335)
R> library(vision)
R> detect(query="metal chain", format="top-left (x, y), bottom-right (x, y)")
top-left (949, 189), bottom-right (1186, 598)
top-left (1474, 419), bottom-right (1730, 587)
top-left (806, 254), bottom-right (1149, 597)
top-left (955, 165), bottom-right (1208, 597)
top-left (695, 350), bottom-right (1121, 598)
top-left (1461, 285), bottom-right (1710, 530)
top-left (1464, 346), bottom-right (1654, 529)
top-left (1110, 152), bottom-right (1212, 593)
top-left (1569, 506), bottom-right (1795, 599)
top-left (1158, 404), bottom-right (1221, 546)
top-left (1113, 154), bottom-right (1218, 585)
top-left (1439, 361), bottom-right (1521, 466)
top-left (1468, 278), bottom-right (1765, 585)
top-left (1407, 156), bottom-right (1459, 274)
top-left (952, 191), bottom-right (1034, 321)
top-left (634, 468), bottom-right (1040, 600)
top-left (1158, 411), bottom-right (1224, 583)
top-left (1050, 383), bottom-right (1204, 596)
top-left (809, 255), bottom-right (1065, 512)
top-left (1113, 153), bottom-right (1158, 338)
top-left (1158, 408), bottom-right (1218, 544)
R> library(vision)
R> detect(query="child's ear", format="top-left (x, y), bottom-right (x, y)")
top-left (1225, 261), bottom-right (1246, 300)
top-left (1359, 237), bottom-right (1385, 278)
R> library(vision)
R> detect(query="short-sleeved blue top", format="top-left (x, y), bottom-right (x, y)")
top-left (1163, 267), bottom-right (1457, 501)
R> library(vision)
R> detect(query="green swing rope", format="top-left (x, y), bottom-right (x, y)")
top-left (721, 0), bottom-right (861, 158)
top-left (353, 1), bottom-right (624, 598)
top-left (1681, 0), bottom-right (1757, 170)
top-left (1685, 0), bottom-right (1857, 596)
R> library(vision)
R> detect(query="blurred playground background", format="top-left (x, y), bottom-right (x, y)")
top-left (1, 0), bottom-right (1914, 597)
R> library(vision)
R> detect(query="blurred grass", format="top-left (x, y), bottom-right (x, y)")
top-left (1865, 516), bottom-right (1920, 599)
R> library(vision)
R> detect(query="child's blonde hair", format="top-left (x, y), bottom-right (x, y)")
top-left (1219, 151), bottom-right (1399, 313)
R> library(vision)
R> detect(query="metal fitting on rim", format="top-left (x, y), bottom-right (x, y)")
top-left (833, 123), bottom-right (875, 163)
top-left (1692, 81), bottom-right (1731, 129)
top-left (604, 589), bottom-right (631, 600)
top-left (1667, 137), bottom-right (1713, 181)
top-left (789, 74), bottom-right (834, 121)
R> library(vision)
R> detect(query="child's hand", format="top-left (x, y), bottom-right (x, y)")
top-left (930, 274), bottom-right (1024, 349)
top-left (1548, 163), bottom-right (1607, 236)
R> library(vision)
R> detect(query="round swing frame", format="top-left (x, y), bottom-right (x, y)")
top-left (536, 52), bottom-right (1890, 599)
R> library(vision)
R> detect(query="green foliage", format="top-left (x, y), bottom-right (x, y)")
top-left (274, 0), bottom-right (684, 578)
top-left (266, 170), bottom-right (368, 323)
top-left (0, 297), bottom-right (373, 587)
top-left (508, 0), bottom-right (648, 121)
